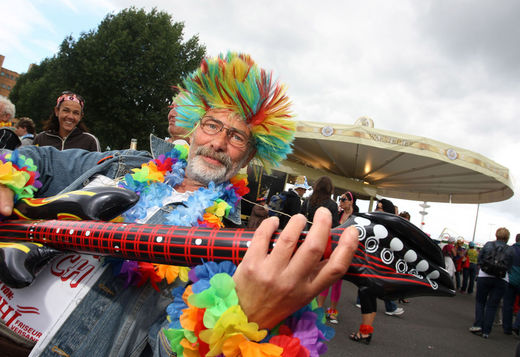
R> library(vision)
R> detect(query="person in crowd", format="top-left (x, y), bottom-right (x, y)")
top-left (318, 190), bottom-right (358, 324)
top-left (454, 239), bottom-right (466, 290)
top-left (461, 241), bottom-right (479, 294)
top-left (0, 95), bottom-right (15, 126)
top-left (277, 175), bottom-right (310, 229)
top-left (397, 210), bottom-right (412, 303)
top-left (443, 236), bottom-right (457, 282)
top-left (350, 198), bottom-right (403, 345)
top-left (375, 200), bottom-right (405, 315)
top-left (166, 104), bottom-right (190, 145)
top-left (0, 52), bottom-right (358, 356)
top-left (247, 194), bottom-right (269, 229)
top-left (469, 227), bottom-right (514, 338)
top-left (398, 211), bottom-right (411, 221)
top-left (14, 117), bottom-right (36, 146)
top-left (503, 233), bottom-right (520, 336)
top-left (33, 91), bottom-right (100, 151)
top-left (301, 176), bottom-right (339, 228)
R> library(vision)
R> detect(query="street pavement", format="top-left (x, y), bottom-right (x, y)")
top-left (324, 281), bottom-right (518, 356)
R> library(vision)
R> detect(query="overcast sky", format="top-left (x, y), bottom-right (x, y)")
top-left (2, 0), bottom-right (519, 244)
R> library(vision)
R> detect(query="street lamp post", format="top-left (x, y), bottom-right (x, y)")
top-left (419, 201), bottom-right (430, 231)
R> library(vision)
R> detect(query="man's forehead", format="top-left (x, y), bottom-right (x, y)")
top-left (204, 109), bottom-right (250, 133)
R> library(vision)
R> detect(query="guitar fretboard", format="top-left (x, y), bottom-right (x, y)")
top-left (0, 220), bottom-right (342, 266)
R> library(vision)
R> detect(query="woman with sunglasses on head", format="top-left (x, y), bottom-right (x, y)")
top-left (317, 191), bottom-right (358, 324)
top-left (33, 92), bottom-right (100, 151)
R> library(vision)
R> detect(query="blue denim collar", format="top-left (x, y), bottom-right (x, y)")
top-left (148, 134), bottom-right (242, 226)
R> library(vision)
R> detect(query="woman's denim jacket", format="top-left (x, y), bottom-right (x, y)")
top-left (8, 135), bottom-right (240, 356)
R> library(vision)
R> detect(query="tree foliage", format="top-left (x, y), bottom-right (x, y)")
top-left (10, 7), bottom-right (205, 150)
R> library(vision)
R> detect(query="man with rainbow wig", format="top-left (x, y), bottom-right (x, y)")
top-left (0, 53), bottom-right (358, 356)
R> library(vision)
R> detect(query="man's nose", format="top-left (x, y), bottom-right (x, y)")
top-left (209, 129), bottom-right (228, 151)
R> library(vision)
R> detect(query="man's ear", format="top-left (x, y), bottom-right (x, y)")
top-left (242, 147), bottom-right (257, 168)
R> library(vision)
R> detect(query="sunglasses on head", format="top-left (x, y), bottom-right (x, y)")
top-left (61, 91), bottom-right (84, 103)
top-left (339, 191), bottom-right (354, 202)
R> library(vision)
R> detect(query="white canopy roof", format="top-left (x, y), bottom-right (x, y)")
top-left (275, 120), bottom-right (513, 204)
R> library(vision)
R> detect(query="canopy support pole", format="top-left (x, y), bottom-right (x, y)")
top-left (472, 203), bottom-right (480, 242)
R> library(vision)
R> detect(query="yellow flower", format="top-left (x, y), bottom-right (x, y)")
top-left (199, 305), bottom-right (268, 356)
top-left (0, 162), bottom-right (28, 190)
top-left (205, 200), bottom-right (229, 218)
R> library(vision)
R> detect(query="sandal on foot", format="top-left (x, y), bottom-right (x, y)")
top-left (349, 332), bottom-right (372, 345)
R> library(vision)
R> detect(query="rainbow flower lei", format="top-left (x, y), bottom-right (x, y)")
top-left (0, 150), bottom-right (42, 201)
top-left (164, 261), bottom-right (334, 357)
top-left (119, 143), bottom-right (249, 228)
top-left (111, 143), bottom-right (250, 287)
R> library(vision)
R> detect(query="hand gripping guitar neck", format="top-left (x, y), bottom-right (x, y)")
top-left (0, 187), bottom-right (455, 298)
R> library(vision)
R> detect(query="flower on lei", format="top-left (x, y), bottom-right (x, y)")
top-left (188, 261), bottom-right (237, 286)
top-left (0, 161), bottom-right (28, 191)
top-left (166, 287), bottom-right (189, 329)
top-left (189, 273), bottom-right (239, 328)
top-left (0, 151), bottom-right (42, 200)
top-left (155, 264), bottom-right (190, 284)
top-left (222, 334), bottom-right (283, 357)
top-left (269, 335), bottom-right (308, 357)
top-left (282, 311), bottom-right (328, 357)
top-left (198, 305), bottom-right (268, 356)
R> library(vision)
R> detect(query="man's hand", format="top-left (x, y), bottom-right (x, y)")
top-left (233, 207), bottom-right (358, 329)
top-left (0, 184), bottom-right (14, 217)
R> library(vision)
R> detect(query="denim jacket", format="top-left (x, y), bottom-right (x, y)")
top-left (7, 135), bottom-right (240, 356)
top-left (15, 134), bottom-right (241, 224)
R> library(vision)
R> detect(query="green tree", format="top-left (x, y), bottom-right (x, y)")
top-left (10, 7), bottom-right (205, 150)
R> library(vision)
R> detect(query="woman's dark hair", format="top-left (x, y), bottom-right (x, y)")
top-left (309, 176), bottom-right (334, 207)
top-left (377, 198), bottom-right (395, 214)
top-left (341, 191), bottom-right (359, 213)
top-left (42, 93), bottom-right (90, 133)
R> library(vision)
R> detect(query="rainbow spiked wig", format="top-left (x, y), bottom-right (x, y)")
top-left (173, 52), bottom-right (295, 170)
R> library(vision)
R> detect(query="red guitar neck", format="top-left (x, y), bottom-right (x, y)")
top-left (0, 220), bottom-right (342, 266)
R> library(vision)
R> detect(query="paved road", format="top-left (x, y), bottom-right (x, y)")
top-left (324, 281), bottom-right (518, 356)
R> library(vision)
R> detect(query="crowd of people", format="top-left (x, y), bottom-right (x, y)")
top-left (254, 177), bottom-right (520, 347)
top-left (0, 92), bottom-right (100, 151)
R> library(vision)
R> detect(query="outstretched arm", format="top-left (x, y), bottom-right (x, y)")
top-left (233, 207), bottom-right (359, 329)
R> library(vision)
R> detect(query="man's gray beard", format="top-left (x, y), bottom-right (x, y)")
top-left (186, 146), bottom-right (247, 185)
top-left (186, 156), bottom-right (231, 185)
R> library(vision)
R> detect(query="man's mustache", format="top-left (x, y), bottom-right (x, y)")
top-left (195, 146), bottom-right (232, 169)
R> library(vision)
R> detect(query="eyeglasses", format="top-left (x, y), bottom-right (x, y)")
top-left (199, 117), bottom-right (251, 148)
top-left (339, 197), bottom-right (348, 202)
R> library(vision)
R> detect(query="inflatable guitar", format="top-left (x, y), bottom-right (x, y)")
top-left (0, 187), bottom-right (455, 299)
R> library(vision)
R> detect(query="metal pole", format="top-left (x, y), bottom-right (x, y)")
top-left (471, 203), bottom-right (480, 242)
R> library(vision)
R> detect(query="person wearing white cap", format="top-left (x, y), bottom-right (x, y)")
top-left (278, 175), bottom-right (310, 229)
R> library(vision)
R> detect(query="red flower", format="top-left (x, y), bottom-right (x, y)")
top-left (270, 335), bottom-right (309, 357)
